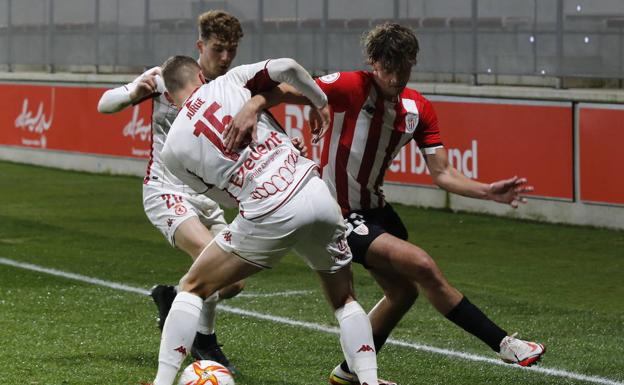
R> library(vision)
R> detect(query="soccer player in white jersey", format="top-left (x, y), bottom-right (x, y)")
top-left (224, 23), bottom-right (546, 385)
top-left (96, 11), bottom-right (246, 371)
top-left (143, 55), bottom-right (381, 385)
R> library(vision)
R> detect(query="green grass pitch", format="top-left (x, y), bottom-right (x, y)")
top-left (0, 160), bottom-right (622, 385)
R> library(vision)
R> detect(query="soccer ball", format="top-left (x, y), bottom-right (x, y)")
top-left (178, 360), bottom-right (235, 385)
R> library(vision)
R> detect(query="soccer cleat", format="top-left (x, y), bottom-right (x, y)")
top-left (329, 364), bottom-right (397, 385)
top-left (499, 333), bottom-right (546, 367)
top-left (149, 284), bottom-right (176, 331)
top-left (191, 336), bottom-right (238, 375)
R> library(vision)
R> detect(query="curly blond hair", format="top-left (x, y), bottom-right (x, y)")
top-left (198, 10), bottom-right (244, 43)
top-left (363, 23), bottom-right (419, 72)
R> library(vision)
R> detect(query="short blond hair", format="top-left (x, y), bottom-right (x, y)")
top-left (161, 55), bottom-right (201, 94)
top-left (198, 10), bottom-right (244, 43)
top-left (363, 23), bottom-right (419, 72)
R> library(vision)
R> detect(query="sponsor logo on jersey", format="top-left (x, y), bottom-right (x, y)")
top-left (229, 131), bottom-right (285, 188)
top-left (249, 150), bottom-right (298, 200)
top-left (319, 72), bottom-right (340, 84)
top-left (14, 89), bottom-right (55, 149)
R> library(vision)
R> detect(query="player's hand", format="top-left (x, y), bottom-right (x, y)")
top-left (487, 176), bottom-right (534, 208)
top-left (290, 137), bottom-right (308, 158)
top-left (310, 104), bottom-right (331, 144)
top-left (129, 68), bottom-right (161, 102)
top-left (224, 102), bottom-right (258, 151)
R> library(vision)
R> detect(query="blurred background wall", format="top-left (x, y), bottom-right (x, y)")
top-left (1, 0), bottom-right (623, 87)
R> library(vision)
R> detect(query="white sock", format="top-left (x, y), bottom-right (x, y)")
top-left (197, 291), bottom-right (219, 335)
top-left (335, 301), bottom-right (378, 385)
top-left (154, 292), bottom-right (203, 385)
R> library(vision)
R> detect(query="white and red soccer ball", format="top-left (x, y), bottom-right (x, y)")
top-left (178, 360), bottom-right (235, 385)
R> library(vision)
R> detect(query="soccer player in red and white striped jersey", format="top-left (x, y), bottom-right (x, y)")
top-left (225, 22), bottom-right (546, 384)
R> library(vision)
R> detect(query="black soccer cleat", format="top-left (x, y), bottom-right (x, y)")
top-left (191, 332), bottom-right (238, 375)
top-left (149, 284), bottom-right (176, 331)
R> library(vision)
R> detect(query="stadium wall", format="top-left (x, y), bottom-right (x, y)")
top-left (1, 72), bottom-right (623, 230)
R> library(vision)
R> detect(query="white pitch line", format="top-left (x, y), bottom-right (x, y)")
top-left (237, 290), bottom-right (311, 298)
top-left (1, 257), bottom-right (622, 385)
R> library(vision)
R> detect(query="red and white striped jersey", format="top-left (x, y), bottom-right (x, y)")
top-left (163, 60), bottom-right (321, 220)
top-left (315, 71), bottom-right (443, 213)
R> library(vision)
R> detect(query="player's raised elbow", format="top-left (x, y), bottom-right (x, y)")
top-left (97, 92), bottom-right (116, 114)
top-left (269, 58), bottom-right (303, 80)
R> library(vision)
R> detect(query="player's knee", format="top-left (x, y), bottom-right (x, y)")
top-left (409, 253), bottom-right (443, 286)
top-left (179, 273), bottom-right (216, 300)
top-left (384, 280), bottom-right (418, 308)
top-left (219, 280), bottom-right (245, 299)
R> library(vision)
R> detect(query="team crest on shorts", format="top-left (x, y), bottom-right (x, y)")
top-left (319, 72), bottom-right (340, 84)
top-left (353, 223), bottom-right (369, 236)
top-left (174, 203), bottom-right (187, 216)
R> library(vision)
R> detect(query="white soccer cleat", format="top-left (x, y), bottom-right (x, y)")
top-left (499, 333), bottom-right (546, 367)
top-left (328, 364), bottom-right (397, 385)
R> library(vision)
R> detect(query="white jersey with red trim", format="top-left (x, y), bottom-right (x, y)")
top-left (163, 60), bottom-right (319, 220)
top-left (125, 66), bottom-right (187, 187)
top-left (315, 71), bottom-right (443, 213)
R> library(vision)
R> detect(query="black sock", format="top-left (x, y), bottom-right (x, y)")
top-left (340, 333), bottom-right (388, 374)
top-left (445, 296), bottom-right (507, 352)
top-left (195, 331), bottom-right (218, 346)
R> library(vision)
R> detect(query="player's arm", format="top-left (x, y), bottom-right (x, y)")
top-left (97, 67), bottom-right (162, 114)
top-left (223, 59), bottom-right (330, 150)
top-left (417, 97), bottom-right (533, 208)
top-left (223, 84), bottom-right (324, 153)
top-left (425, 147), bottom-right (533, 208)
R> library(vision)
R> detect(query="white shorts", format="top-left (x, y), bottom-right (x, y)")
top-left (143, 181), bottom-right (227, 247)
top-left (214, 176), bottom-right (352, 273)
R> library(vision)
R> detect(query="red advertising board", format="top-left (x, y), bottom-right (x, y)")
top-left (271, 98), bottom-right (574, 200)
top-left (0, 83), bottom-right (152, 159)
top-left (579, 104), bottom-right (624, 205)
top-left (0, 83), bottom-right (575, 201)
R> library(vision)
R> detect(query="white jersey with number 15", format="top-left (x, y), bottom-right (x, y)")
top-left (162, 59), bottom-right (321, 220)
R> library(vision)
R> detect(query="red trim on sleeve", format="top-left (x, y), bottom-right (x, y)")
top-left (244, 62), bottom-right (280, 96)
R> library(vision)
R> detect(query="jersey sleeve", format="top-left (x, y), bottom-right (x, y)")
top-left (226, 58), bottom-right (326, 108)
top-left (315, 71), bottom-right (364, 113)
top-left (224, 60), bottom-right (280, 95)
top-left (414, 97), bottom-right (443, 154)
top-left (97, 66), bottom-right (161, 113)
